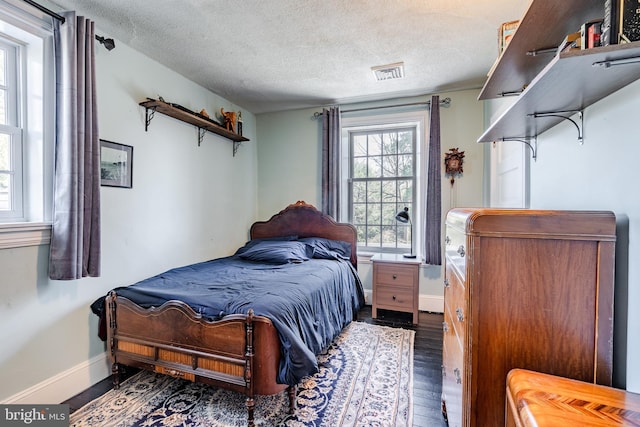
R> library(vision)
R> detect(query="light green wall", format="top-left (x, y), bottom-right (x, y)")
top-left (256, 89), bottom-right (486, 305)
top-left (255, 108), bottom-right (322, 219)
top-left (526, 79), bottom-right (640, 392)
top-left (0, 38), bottom-right (258, 402)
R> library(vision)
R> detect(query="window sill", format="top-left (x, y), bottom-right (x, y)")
top-left (0, 222), bottom-right (52, 249)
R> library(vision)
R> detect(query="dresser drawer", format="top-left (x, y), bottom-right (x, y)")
top-left (375, 285), bottom-right (414, 310)
top-left (374, 263), bottom-right (416, 288)
top-left (444, 264), bottom-right (467, 341)
top-left (442, 314), bottom-right (464, 427)
top-left (445, 226), bottom-right (467, 279)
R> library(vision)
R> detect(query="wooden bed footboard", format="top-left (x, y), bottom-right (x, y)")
top-left (106, 292), bottom-right (295, 426)
top-left (103, 202), bottom-right (359, 426)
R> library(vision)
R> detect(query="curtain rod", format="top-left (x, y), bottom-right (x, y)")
top-left (312, 97), bottom-right (451, 119)
top-left (21, 0), bottom-right (65, 23)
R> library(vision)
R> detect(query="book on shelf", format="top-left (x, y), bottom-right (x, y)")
top-left (602, 0), bottom-right (618, 46)
top-left (588, 20), bottom-right (603, 48)
top-left (603, 0), bottom-right (640, 45)
top-left (620, 0), bottom-right (640, 43)
top-left (498, 20), bottom-right (519, 53)
top-left (581, 19), bottom-right (603, 49)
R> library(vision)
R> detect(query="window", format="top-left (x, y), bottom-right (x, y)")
top-left (0, 40), bottom-right (22, 219)
top-left (0, 3), bottom-right (55, 248)
top-left (341, 112), bottom-right (426, 255)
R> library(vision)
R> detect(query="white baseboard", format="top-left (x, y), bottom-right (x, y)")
top-left (2, 353), bottom-right (110, 404)
top-left (419, 294), bottom-right (444, 313)
top-left (363, 289), bottom-right (372, 304)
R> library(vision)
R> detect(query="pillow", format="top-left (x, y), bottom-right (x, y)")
top-left (299, 237), bottom-right (352, 260)
top-left (238, 240), bottom-right (313, 264)
top-left (234, 235), bottom-right (298, 256)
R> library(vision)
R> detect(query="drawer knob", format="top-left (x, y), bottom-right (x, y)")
top-left (392, 295), bottom-right (397, 301)
top-left (457, 245), bottom-right (465, 257)
top-left (456, 307), bottom-right (464, 322)
top-left (392, 274), bottom-right (397, 279)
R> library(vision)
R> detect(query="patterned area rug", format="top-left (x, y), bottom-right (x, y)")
top-left (70, 322), bottom-right (414, 427)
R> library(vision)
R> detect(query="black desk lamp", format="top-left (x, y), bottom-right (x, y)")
top-left (396, 207), bottom-right (416, 258)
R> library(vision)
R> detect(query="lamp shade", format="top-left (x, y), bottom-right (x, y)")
top-left (396, 207), bottom-right (410, 223)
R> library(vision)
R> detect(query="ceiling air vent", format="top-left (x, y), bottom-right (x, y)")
top-left (371, 62), bottom-right (405, 81)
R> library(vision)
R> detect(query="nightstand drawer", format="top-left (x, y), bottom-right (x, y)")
top-left (375, 285), bottom-right (414, 310)
top-left (374, 263), bottom-right (415, 288)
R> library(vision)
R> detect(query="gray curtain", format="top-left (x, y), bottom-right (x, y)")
top-left (49, 11), bottom-right (101, 280)
top-left (321, 107), bottom-right (341, 219)
top-left (423, 96), bottom-right (442, 265)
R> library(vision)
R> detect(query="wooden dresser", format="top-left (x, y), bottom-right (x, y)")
top-left (506, 368), bottom-right (640, 427)
top-left (441, 209), bottom-right (616, 427)
top-left (372, 254), bottom-right (420, 324)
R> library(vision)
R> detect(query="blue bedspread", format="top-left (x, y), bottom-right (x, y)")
top-left (93, 252), bottom-right (364, 385)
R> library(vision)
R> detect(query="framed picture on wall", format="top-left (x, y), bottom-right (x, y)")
top-left (100, 139), bottom-right (133, 188)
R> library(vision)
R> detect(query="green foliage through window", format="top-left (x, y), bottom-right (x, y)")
top-left (349, 127), bottom-right (416, 252)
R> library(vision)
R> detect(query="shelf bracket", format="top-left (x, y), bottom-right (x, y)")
top-left (499, 137), bottom-right (538, 161)
top-left (529, 110), bottom-right (583, 145)
top-left (499, 89), bottom-right (524, 97)
top-left (592, 56), bottom-right (640, 68)
top-left (233, 141), bottom-right (241, 156)
top-left (197, 128), bottom-right (206, 146)
top-left (526, 47), bottom-right (557, 56)
top-left (144, 107), bottom-right (156, 131)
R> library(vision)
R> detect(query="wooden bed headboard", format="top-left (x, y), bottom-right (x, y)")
top-left (250, 201), bottom-right (358, 268)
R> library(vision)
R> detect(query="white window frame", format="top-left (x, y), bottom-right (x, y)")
top-left (0, 39), bottom-right (24, 221)
top-left (0, 2), bottom-right (55, 248)
top-left (340, 110), bottom-right (427, 255)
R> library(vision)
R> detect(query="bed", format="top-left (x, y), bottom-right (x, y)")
top-left (92, 201), bottom-right (364, 426)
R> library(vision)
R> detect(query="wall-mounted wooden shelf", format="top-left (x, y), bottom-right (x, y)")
top-left (478, 0), bottom-right (640, 155)
top-left (478, 42), bottom-right (640, 143)
top-left (139, 98), bottom-right (249, 155)
top-left (479, 0), bottom-right (604, 100)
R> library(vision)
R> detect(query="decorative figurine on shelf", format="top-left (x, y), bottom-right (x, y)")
top-left (220, 108), bottom-right (237, 133)
top-left (199, 108), bottom-right (210, 118)
top-left (237, 111), bottom-right (243, 136)
top-left (444, 147), bottom-right (465, 186)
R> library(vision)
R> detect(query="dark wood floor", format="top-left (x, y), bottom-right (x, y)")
top-left (63, 306), bottom-right (447, 426)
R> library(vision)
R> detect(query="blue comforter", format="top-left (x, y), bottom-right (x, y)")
top-left (93, 250), bottom-right (364, 385)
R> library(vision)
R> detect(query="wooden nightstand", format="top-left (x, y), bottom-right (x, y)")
top-left (372, 254), bottom-right (420, 324)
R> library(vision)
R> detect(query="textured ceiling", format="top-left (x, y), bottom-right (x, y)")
top-left (50, 0), bottom-right (529, 114)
